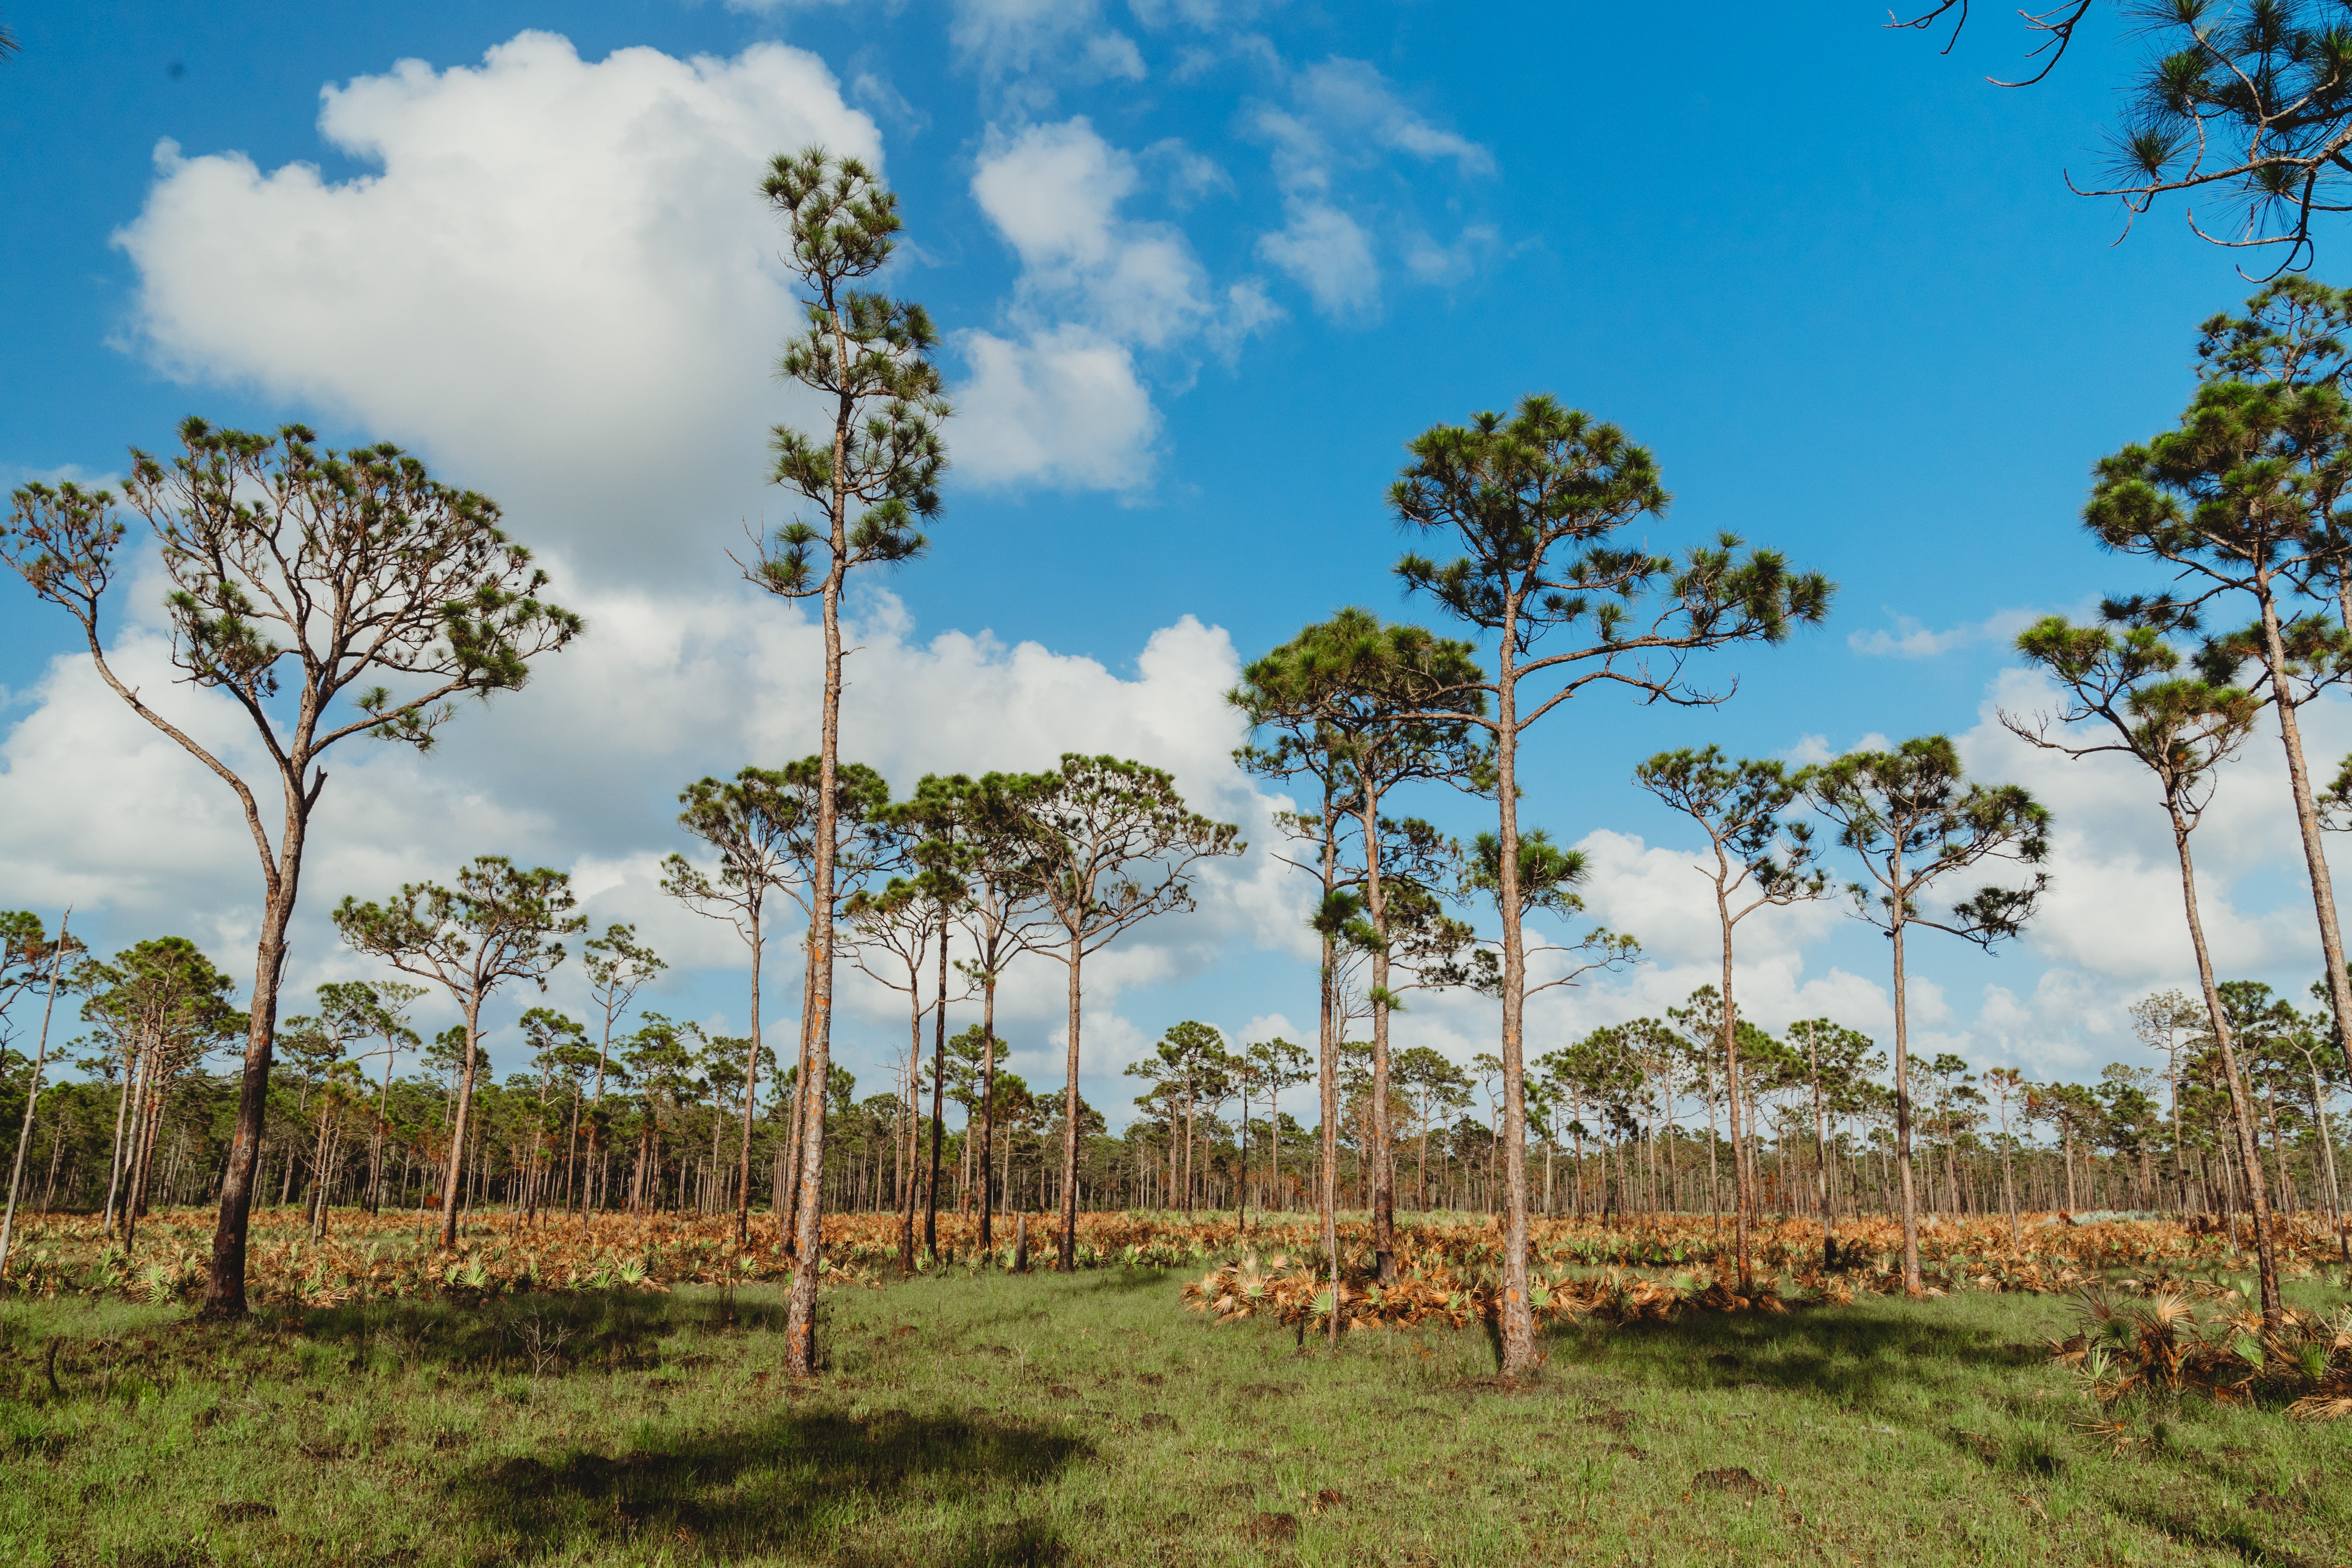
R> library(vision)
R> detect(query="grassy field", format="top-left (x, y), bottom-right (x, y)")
top-left (1, 1245), bottom-right (2347, 1566)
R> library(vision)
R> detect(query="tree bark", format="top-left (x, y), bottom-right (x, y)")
top-left (926, 925), bottom-right (949, 1258)
top-left (437, 996), bottom-right (485, 1250)
top-left (734, 904), bottom-right (764, 1249)
top-left (1356, 790), bottom-right (1398, 1285)
top-left (1890, 875), bottom-right (1922, 1298)
top-left (1326, 808), bottom-right (1345, 1354)
top-left (978, 971), bottom-right (998, 1252)
top-left (1492, 611), bottom-right (1536, 1377)
top-left (204, 820), bottom-right (305, 1313)
top-left (780, 953), bottom-right (816, 1250)
top-left (1720, 899), bottom-right (1751, 1293)
top-left (2171, 810), bottom-right (2282, 1326)
top-left (1056, 928), bottom-right (1084, 1272)
top-left (2257, 590), bottom-right (2352, 1080)
top-left (0, 916), bottom-right (69, 1279)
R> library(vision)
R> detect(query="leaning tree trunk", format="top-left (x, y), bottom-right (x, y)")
top-left (2170, 811), bottom-right (2282, 1325)
top-left (2256, 592), bottom-right (2352, 1081)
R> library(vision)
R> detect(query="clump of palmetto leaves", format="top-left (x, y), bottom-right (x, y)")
top-left (1180, 1247), bottom-right (1789, 1331)
top-left (2050, 1288), bottom-right (2352, 1421)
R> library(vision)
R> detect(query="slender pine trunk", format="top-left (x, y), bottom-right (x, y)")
top-left (926, 927), bottom-right (949, 1258)
top-left (1056, 927), bottom-right (1085, 1272)
top-left (437, 997), bottom-right (486, 1250)
top-left (2257, 590), bottom-right (2352, 1080)
top-left (2171, 809), bottom-right (2282, 1324)
top-left (1890, 885), bottom-right (1922, 1297)
top-left (1492, 617), bottom-right (1536, 1376)
top-left (1720, 898), bottom-right (1750, 1292)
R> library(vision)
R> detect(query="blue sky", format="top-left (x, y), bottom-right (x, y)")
top-left (2, 2), bottom-right (2341, 1124)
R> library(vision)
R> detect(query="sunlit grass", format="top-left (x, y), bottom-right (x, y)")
top-left (1, 1260), bottom-right (2347, 1565)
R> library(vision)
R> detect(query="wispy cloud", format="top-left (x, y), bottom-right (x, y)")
top-left (1847, 607), bottom-right (2046, 660)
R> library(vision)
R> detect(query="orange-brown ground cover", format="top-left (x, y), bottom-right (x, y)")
top-left (4, 1204), bottom-right (2341, 1313)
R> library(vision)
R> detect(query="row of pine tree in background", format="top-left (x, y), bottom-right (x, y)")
top-left (0, 947), bottom-right (2343, 1254)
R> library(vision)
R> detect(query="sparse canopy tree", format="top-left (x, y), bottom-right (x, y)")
top-left (943, 776), bottom-right (1058, 1254)
top-left (0, 910), bottom-right (75, 1280)
top-left (1470, 832), bottom-right (1643, 1220)
top-left (1234, 609), bottom-right (1488, 1283)
top-left (1633, 746), bottom-right (1827, 1291)
top-left (518, 1006), bottom-right (594, 1220)
top-left (78, 937), bottom-right (245, 1250)
top-left (864, 784), bottom-right (966, 1262)
top-left (295, 981), bottom-right (401, 1238)
top-left (1127, 1021), bottom-right (1231, 1215)
top-left (1392, 392), bottom-right (1830, 1375)
top-left (896, 772), bottom-right (1053, 1255)
top-left (1800, 737), bottom-right (2049, 1299)
top-left (660, 767), bottom-right (801, 1248)
top-left (1396, 1045), bottom-right (1472, 1210)
top-left (334, 856), bottom-right (584, 1249)
top-left (321, 979), bottom-right (424, 1214)
top-left (1235, 1036), bottom-right (1311, 1228)
top-left (2131, 987), bottom-right (2206, 1210)
top-left (1232, 643), bottom-right (1369, 1321)
top-left (2085, 284), bottom-right (2352, 1078)
top-left (773, 755), bottom-right (896, 1252)
top-left (1786, 1017), bottom-right (1878, 1263)
top-left (2007, 612), bottom-right (2282, 1323)
top-left (1900, 0), bottom-right (2352, 267)
top-left (582, 925), bottom-right (663, 1108)
top-left (744, 147), bottom-right (949, 1377)
top-left (0, 910), bottom-right (73, 1022)
top-left (1009, 755), bottom-right (1243, 1271)
top-left (843, 868), bottom-right (962, 1267)
top-left (1, 423), bottom-right (579, 1316)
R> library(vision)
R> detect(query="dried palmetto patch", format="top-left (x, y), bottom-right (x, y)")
top-left (2055, 1291), bottom-right (2352, 1419)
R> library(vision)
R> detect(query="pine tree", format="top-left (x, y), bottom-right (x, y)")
top-left (3, 426), bottom-right (578, 1314)
top-left (743, 149), bottom-right (947, 1375)
top-left (1392, 393), bottom-right (1829, 1374)
top-left (2008, 613), bottom-right (2279, 1322)
top-left (334, 857), bottom-right (584, 1249)
top-left (1008, 756), bottom-right (1241, 1270)
top-left (1801, 738), bottom-right (2048, 1299)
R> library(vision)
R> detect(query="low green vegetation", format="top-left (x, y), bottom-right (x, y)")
top-left (2, 1264), bottom-right (2347, 1566)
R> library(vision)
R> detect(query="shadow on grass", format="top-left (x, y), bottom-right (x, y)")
top-left (1546, 1299), bottom-right (2050, 1408)
top-left (2107, 1499), bottom-right (2325, 1568)
top-left (284, 1290), bottom-right (788, 1377)
top-left (455, 1406), bottom-right (1090, 1564)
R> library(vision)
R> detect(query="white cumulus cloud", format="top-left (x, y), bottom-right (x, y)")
top-left (111, 31), bottom-right (883, 586)
top-left (959, 116), bottom-right (1276, 488)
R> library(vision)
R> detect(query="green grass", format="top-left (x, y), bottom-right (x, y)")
top-left (0, 1267), bottom-right (2347, 1566)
